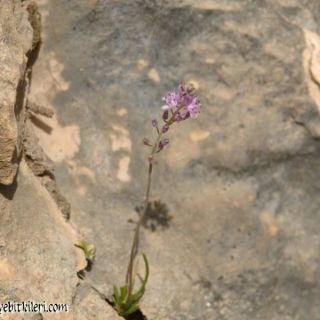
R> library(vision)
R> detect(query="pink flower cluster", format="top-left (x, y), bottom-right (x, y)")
top-left (162, 84), bottom-right (201, 119)
top-left (144, 84), bottom-right (201, 153)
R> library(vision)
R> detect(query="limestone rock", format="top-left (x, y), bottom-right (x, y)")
top-left (0, 2), bottom-right (119, 319)
top-left (30, 0), bottom-right (320, 319)
top-left (0, 0), bottom-right (33, 185)
top-left (0, 161), bottom-right (79, 319)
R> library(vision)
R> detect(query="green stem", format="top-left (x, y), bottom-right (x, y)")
top-left (125, 105), bottom-right (184, 298)
top-left (125, 137), bottom-right (160, 297)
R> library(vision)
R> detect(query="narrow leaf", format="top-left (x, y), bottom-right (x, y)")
top-left (113, 285), bottom-right (120, 304)
top-left (126, 253), bottom-right (149, 305)
top-left (120, 285), bottom-right (128, 303)
top-left (121, 303), bottom-right (140, 317)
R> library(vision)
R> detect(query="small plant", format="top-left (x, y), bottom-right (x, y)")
top-left (113, 84), bottom-right (201, 317)
top-left (113, 253), bottom-right (149, 317)
top-left (75, 240), bottom-right (96, 262)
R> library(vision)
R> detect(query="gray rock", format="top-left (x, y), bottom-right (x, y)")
top-left (30, 0), bottom-right (320, 319)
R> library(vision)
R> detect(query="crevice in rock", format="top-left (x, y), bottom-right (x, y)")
top-left (20, 1), bottom-right (71, 220)
top-left (0, 178), bottom-right (18, 200)
top-left (124, 309), bottom-right (148, 320)
top-left (71, 281), bottom-right (81, 305)
top-left (25, 1), bottom-right (42, 73)
top-left (76, 251), bottom-right (95, 279)
top-left (105, 294), bottom-right (148, 320)
top-left (73, 275), bottom-right (148, 320)
top-left (14, 1), bottom-right (41, 122)
top-left (0, 1), bottom-right (41, 186)
top-left (23, 118), bottom-right (71, 219)
top-left (106, 294), bottom-right (148, 320)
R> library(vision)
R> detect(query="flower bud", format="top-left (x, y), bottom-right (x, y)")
top-left (182, 112), bottom-right (190, 121)
top-left (175, 114), bottom-right (183, 122)
top-left (162, 138), bottom-right (169, 146)
top-left (186, 83), bottom-right (195, 94)
top-left (157, 138), bottom-right (169, 153)
top-left (162, 124), bottom-right (169, 133)
top-left (162, 110), bottom-right (169, 121)
top-left (152, 119), bottom-right (158, 128)
top-left (143, 138), bottom-right (152, 146)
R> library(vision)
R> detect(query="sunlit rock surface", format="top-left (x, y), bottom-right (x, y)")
top-left (31, 0), bottom-right (320, 319)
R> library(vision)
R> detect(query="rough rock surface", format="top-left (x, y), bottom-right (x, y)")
top-left (0, 2), bottom-right (121, 319)
top-left (0, 0), bottom-right (33, 185)
top-left (31, 0), bottom-right (320, 319)
top-left (0, 161), bottom-right (77, 320)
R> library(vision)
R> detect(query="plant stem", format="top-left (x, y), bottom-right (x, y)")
top-left (125, 133), bottom-right (162, 296)
top-left (125, 105), bottom-right (184, 298)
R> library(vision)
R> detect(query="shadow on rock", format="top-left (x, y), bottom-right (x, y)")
top-left (0, 177), bottom-right (18, 200)
top-left (135, 200), bottom-right (172, 232)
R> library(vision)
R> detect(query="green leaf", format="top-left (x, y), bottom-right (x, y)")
top-left (132, 253), bottom-right (149, 297)
top-left (120, 285), bottom-right (128, 303)
top-left (126, 253), bottom-right (149, 306)
top-left (113, 285), bottom-right (121, 304)
top-left (113, 253), bottom-right (150, 317)
top-left (120, 303), bottom-right (140, 317)
top-left (75, 241), bottom-right (95, 261)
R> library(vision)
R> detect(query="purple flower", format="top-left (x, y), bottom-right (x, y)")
top-left (161, 84), bottom-right (201, 119)
top-left (162, 92), bottom-right (181, 111)
top-left (187, 97), bottom-right (201, 118)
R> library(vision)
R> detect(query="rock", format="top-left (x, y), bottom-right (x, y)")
top-left (0, 161), bottom-right (119, 320)
top-left (23, 119), bottom-right (72, 220)
top-left (73, 283), bottom-right (123, 320)
top-left (0, 0), bottom-right (33, 185)
top-left (0, 161), bottom-right (79, 319)
top-left (30, 0), bottom-right (320, 319)
top-left (0, 2), bottom-right (119, 319)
